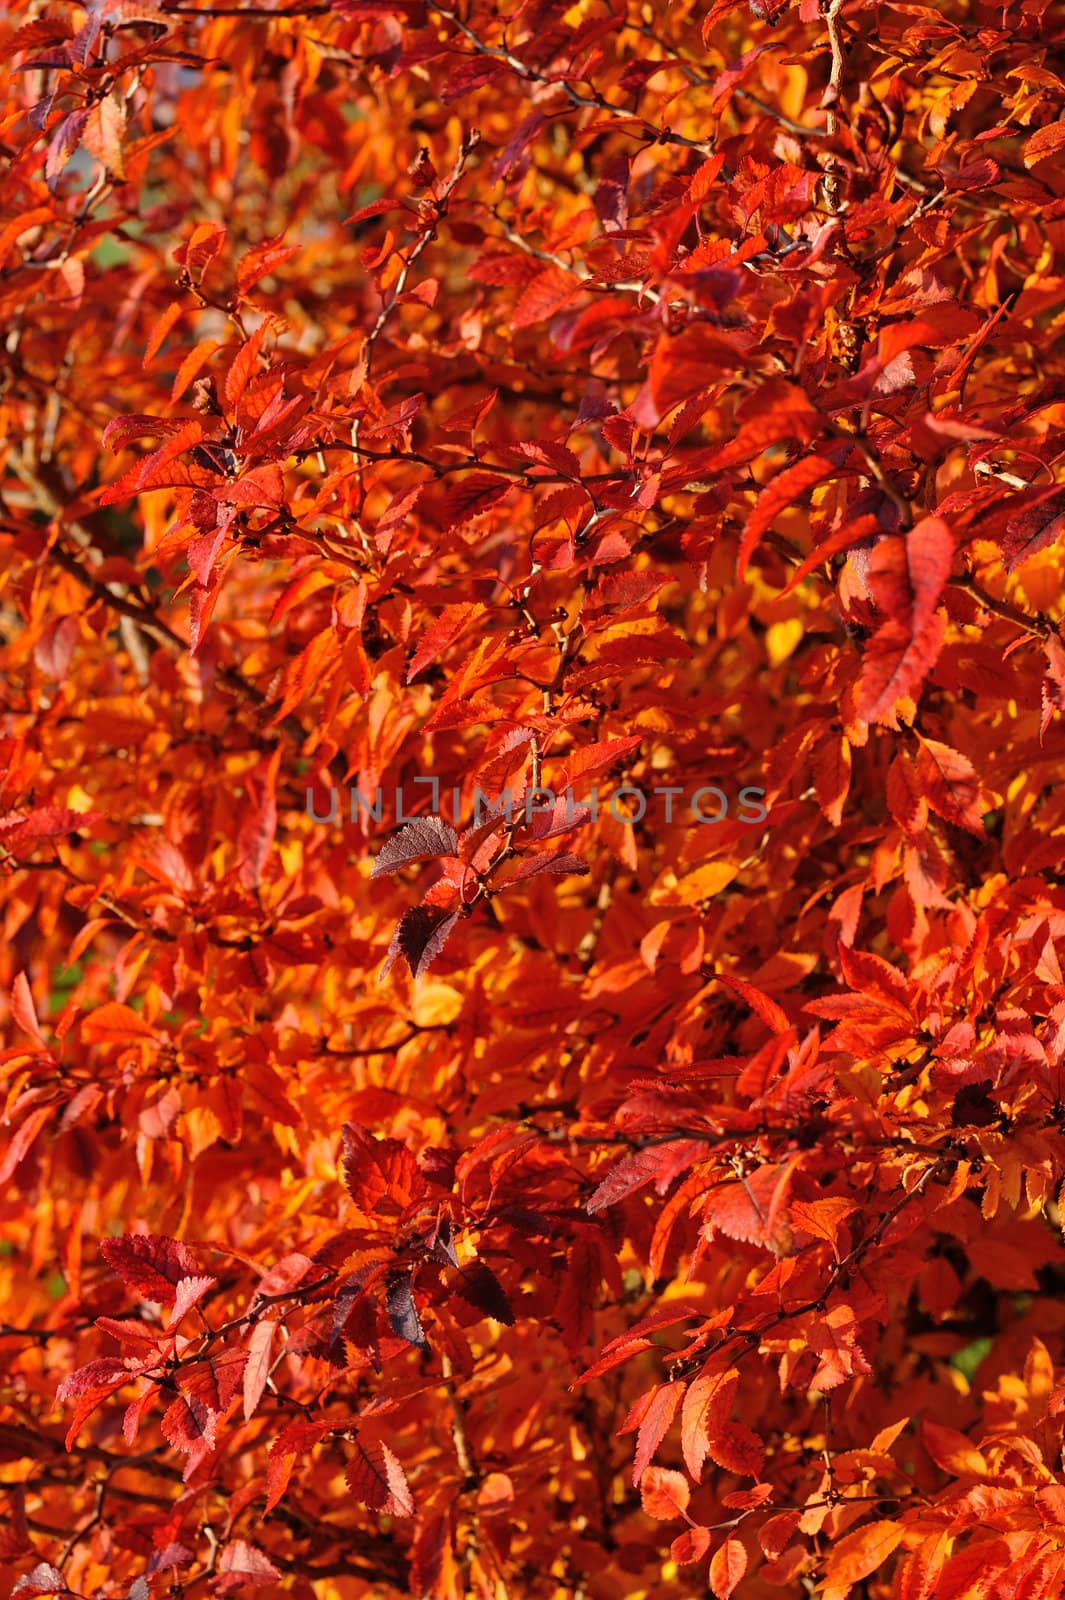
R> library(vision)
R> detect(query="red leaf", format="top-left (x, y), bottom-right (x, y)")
top-left (257, 1253), bottom-right (313, 1299)
top-left (722, 1482), bottom-right (774, 1509)
top-left (700, 1162), bottom-right (795, 1253)
top-left (442, 54), bottom-right (507, 100)
top-left (217, 464), bottom-right (285, 509)
top-left (437, 473), bottom-right (511, 533)
top-left (621, 1380), bottom-right (685, 1484)
top-left (587, 1139), bottom-right (704, 1215)
top-left (737, 454), bottom-right (837, 580)
top-left (168, 1274), bottom-right (216, 1327)
top-left (0, 806), bottom-right (102, 853)
top-left (894, 1531), bottom-right (953, 1600)
top-left (468, 250), bottom-right (540, 287)
top-left (98, 417), bottom-right (206, 506)
top-left (56, 1358), bottom-right (131, 1402)
top-left (700, 382), bottom-right (821, 473)
top-left (806, 1303), bottom-right (873, 1392)
top-left (33, 614), bottom-right (80, 680)
top-left (100, 1234), bottom-right (202, 1306)
top-left (760, 1510), bottom-right (801, 1558)
top-left (915, 738), bottom-right (986, 835)
top-left (0, 1104), bottom-right (53, 1184)
top-left (81, 92), bottom-right (126, 177)
top-left (174, 222), bottom-right (226, 285)
top-left (341, 1123), bottom-right (421, 1213)
top-left (215, 1541), bottom-right (281, 1593)
top-left (511, 264), bottom-right (584, 329)
top-left (343, 197), bottom-right (413, 226)
top-left (703, 1420), bottom-right (765, 1477)
top-left (813, 732), bottom-right (852, 828)
top-left (224, 321), bottom-right (267, 414)
top-left (345, 1438), bottom-right (415, 1515)
top-left (789, 1197), bottom-right (857, 1258)
top-left (452, 1258), bottom-right (514, 1325)
top-left (714, 973), bottom-right (790, 1034)
top-left (511, 851), bottom-right (589, 879)
top-left (672, 1527), bottom-right (712, 1565)
top-left (857, 517), bottom-right (954, 725)
top-left (45, 109), bottom-right (88, 188)
top-left (866, 516), bottom-right (954, 622)
top-left (181, 1347), bottom-right (247, 1411)
top-left (264, 1420), bottom-right (333, 1514)
top-left (556, 734), bottom-right (643, 787)
top-left (236, 750), bottom-right (280, 889)
top-left (836, 945), bottom-right (914, 1016)
top-left (858, 608), bottom-right (947, 729)
top-left (160, 1392), bottom-right (216, 1454)
top-left (407, 604), bottom-right (484, 683)
top-left (236, 235), bottom-right (299, 295)
top-left (95, 1317), bottom-right (161, 1351)
top-left (242, 1320), bottom-right (275, 1422)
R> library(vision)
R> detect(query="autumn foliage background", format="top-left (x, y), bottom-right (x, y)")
top-left (3, 0), bottom-right (1065, 1594)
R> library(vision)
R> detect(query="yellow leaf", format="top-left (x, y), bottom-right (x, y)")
top-left (766, 618), bottom-right (804, 667)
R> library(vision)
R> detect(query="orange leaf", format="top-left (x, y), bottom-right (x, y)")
top-left (1024, 120), bottom-right (1065, 167)
top-left (709, 1536), bottom-right (747, 1599)
top-left (639, 1466), bottom-right (690, 1520)
top-left (822, 1519), bottom-right (904, 1592)
top-left (920, 1418), bottom-right (988, 1477)
top-left (681, 1366), bottom-right (738, 1480)
top-left (80, 1002), bottom-right (158, 1044)
top-left (672, 1526), bottom-right (711, 1564)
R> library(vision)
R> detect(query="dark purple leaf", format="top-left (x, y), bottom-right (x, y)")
top-left (386, 1276), bottom-right (428, 1349)
top-left (145, 1544), bottom-right (194, 1577)
top-left (371, 816), bottom-right (459, 878)
top-left (454, 1259), bottom-right (514, 1325)
top-left (380, 906), bottom-right (460, 981)
top-left (426, 1213), bottom-right (460, 1268)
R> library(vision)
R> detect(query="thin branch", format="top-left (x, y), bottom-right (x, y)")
top-left (951, 574), bottom-right (1049, 637)
top-left (432, 4), bottom-right (713, 156)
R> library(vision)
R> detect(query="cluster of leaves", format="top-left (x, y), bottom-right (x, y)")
top-left (3, 0), bottom-right (1065, 1594)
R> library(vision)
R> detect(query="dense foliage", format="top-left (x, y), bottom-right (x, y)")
top-left (4, 0), bottom-right (1065, 1594)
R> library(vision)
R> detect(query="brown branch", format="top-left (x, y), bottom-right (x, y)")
top-left (951, 574), bottom-right (1049, 637)
top-left (432, 5), bottom-right (713, 156)
top-left (821, 0), bottom-right (846, 141)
